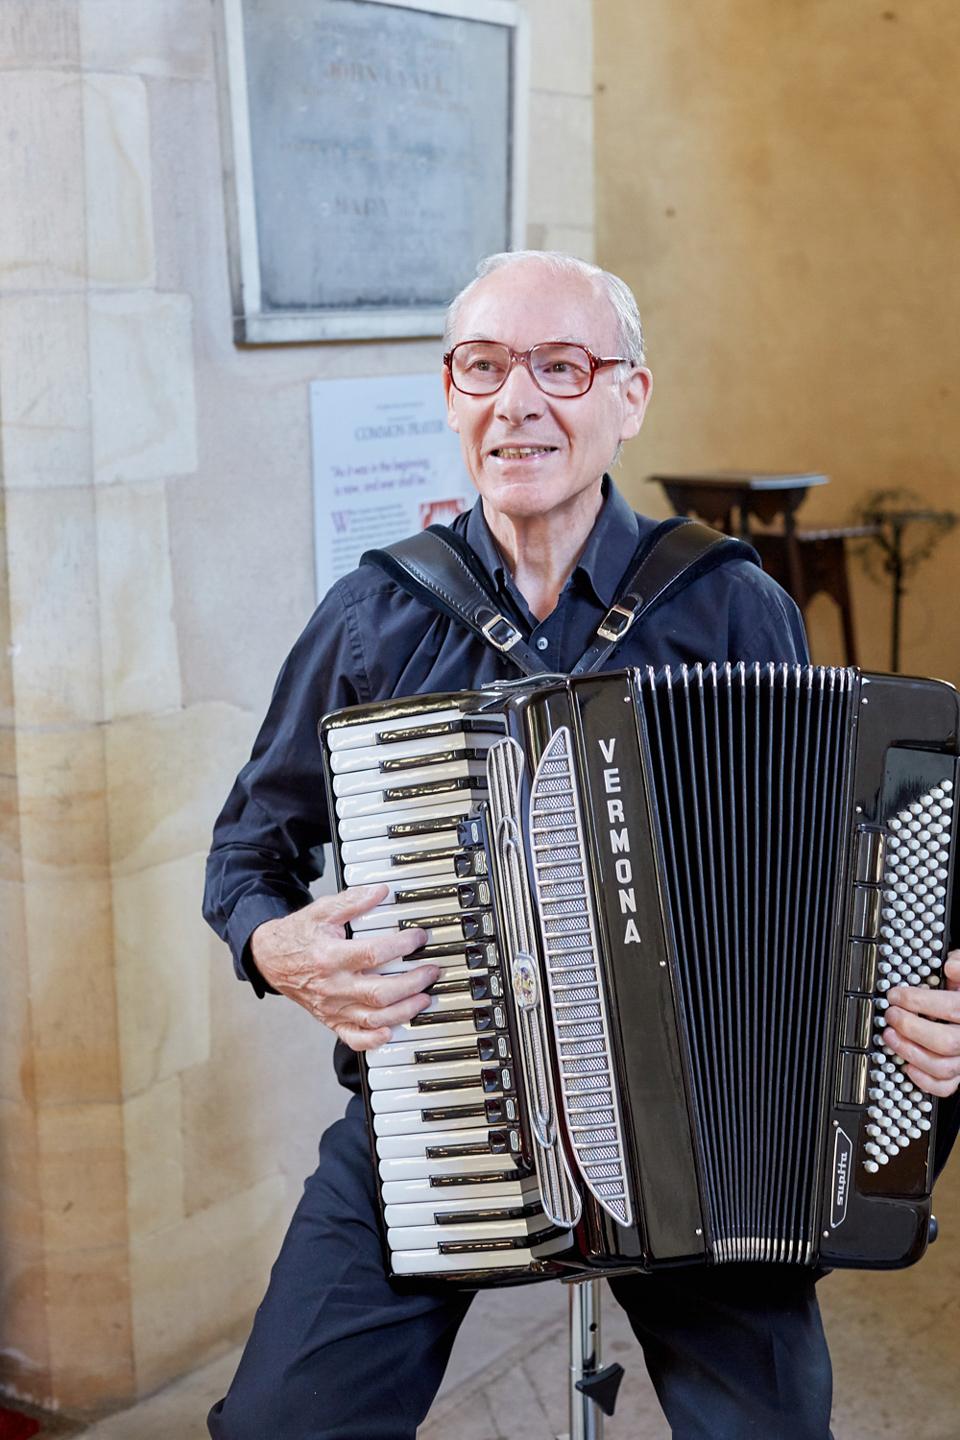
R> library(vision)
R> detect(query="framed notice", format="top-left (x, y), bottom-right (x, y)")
top-left (222, 0), bottom-right (529, 344)
top-left (310, 373), bottom-right (477, 603)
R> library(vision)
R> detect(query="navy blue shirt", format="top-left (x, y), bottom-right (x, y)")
top-left (204, 480), bottom-right (806, 1020)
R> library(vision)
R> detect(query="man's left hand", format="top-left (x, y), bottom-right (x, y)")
top-left (883, 949), bottom-right (960, 1097)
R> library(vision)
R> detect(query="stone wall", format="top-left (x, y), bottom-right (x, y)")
top-left (0, 0), bottom-right (595, 1414)
top-left (594, 0), bottom-right (960, 684)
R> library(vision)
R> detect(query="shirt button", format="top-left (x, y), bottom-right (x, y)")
top-left (536, 637), bottom-right (549, 651)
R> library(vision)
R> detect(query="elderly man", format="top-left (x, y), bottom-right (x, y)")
top-left (204, 251), bottom-right (960, 1440)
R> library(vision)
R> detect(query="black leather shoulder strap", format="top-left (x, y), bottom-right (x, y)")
top-left (572, 519), bottom-right (756, 673)
top-left (361, 525), bottom-right (550, 676)
top-left (361, 517), bottom-right (758, 676)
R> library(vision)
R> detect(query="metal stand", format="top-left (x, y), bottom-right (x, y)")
top-left (556, 1279), bottom-right (624, 1440)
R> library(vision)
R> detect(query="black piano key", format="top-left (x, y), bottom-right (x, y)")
top-left (438, 1226), bottom-right (562, 1255)
top-left (384, 776), bottom-right (488, 804)
top-left (387, 814), bottom-right (470, 839)
top-left (484, 1095), bottom-right (518, 1123)
top-left (375, 718), bottom-right (505, 745)
top-left (426, 978), bottom-right (471, 997)
top-left (414, 1045), bottom-right (476, 1065)
top-left (379, 747), bottom-right (489, 773)
top-left (417, 1075), bottom-right (483, 1093)
top-left (420, 1102), bottom-right (487, 1123)
top-left (390, 846), bottom-right (461, 867)
top-left (482, 1065), bottom-right (514, 1093)
top-left (433, 1201), bottom-right (543, 1225)
top-left (466, 942), bottom-right (499, 970)
top-left (454, 849), bottom-right (488, 878)
top-left (429, 1169), bottom-right (525, 1188)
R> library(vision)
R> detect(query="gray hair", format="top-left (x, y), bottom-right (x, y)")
top-left (443, 250), bottom-right (646, 372)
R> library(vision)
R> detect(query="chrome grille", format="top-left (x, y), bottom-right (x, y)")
top-left (486, 738), bottom-right (581, 1231)
top-left (529, 727), bottom-right (633, 1228)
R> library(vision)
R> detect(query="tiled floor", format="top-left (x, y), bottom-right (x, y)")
top-left (19, 1161), bottom-right (960, 1440)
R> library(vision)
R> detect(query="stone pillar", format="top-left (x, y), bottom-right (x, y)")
top-left (0, 1), bottom-right (284, 1413)
top-left (0, 0), bottom-right (596, 1415)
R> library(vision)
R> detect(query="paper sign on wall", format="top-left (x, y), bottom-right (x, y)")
top-left (310, 372), bottom-right (476, 603)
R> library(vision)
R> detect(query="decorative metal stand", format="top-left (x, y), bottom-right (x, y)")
top-left (854, 495), bottom-right (957, 673)
top-left (556, 1279), bottom-right (624, 1440)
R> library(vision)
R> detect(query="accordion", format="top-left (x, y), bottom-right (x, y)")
top-left (319, 665), bottom-right (959, 1285)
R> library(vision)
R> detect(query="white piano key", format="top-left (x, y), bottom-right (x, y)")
top-left (351, 895), bottom-right (478, 933)
top-left (375, 1126), bottom-right (499, 1160)
top-left (379, 1151), bottom-right (521, 1183)
top-left (381, 1175), bottom-right (539, 1207)
top-left (329, 732), bottom-right (483, 773)
top-left (333, 758), bottom-right (487, 802)
top-left (384, 1194), bottom-right (538, 1230)
top-left (366, 1057), bottom-right (487, 1091)
top-left (390, 1230), bottom-right (570, 1275)
top-left (326, 708), bottom-right (465, 752)
top-left (367, 1030), bottom-right (483, 1068)
top-left (388, 1217), bottom-right (551, 1251)
top-left (373, 1104), bottom-right (491, 1137)
top-left (344, 855), bottom-right (459, 887)
top-left (336, 799), bottom-right (472, 842)
top-left (370, 1082), bottom-right (486, 1114)
top-left (387, 1016), bottom-right (482, 1045)
top-left (377, 950), bottom-right (475, 975)
top-left (342, 831), bottom-right (467, 865)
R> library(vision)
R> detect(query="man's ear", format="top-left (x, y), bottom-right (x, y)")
top-left (442, 367), bottom-right (461, 433)
top-left (618, 366), bottom-right (653, 443)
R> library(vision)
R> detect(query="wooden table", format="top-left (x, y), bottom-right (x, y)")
top-left (647, 469), bottom-right (830, 626)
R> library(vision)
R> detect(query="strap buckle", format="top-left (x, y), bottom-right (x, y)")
top-left (480, 613), bottom-right (523, 652)
top-left (596, 603), bottom-right (637, 644)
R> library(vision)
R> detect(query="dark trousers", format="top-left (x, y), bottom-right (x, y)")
top-left (208, 1096), bottom-right (833, 1439)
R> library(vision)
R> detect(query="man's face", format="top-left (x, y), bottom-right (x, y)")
top-left (443, 261), bottom-right (652, 524)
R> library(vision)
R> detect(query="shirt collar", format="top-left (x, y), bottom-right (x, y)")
top-left (463, 475), bottom-right (642, 609)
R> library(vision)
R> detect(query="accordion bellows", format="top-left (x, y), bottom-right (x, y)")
top-left (320, 665), bottom-right (959, 1285)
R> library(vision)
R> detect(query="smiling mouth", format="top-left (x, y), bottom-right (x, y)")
top-left (490, 445), bottom-right (558, 460)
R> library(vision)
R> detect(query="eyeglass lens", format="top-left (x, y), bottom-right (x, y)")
top-left (450, 342), bottom-right (596, 396)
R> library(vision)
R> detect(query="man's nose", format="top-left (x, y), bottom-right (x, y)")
top-left (495, 356), bottom-right (546, 422)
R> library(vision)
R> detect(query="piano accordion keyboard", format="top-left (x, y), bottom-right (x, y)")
top-left (328, 702), bottom-right (563, 1275)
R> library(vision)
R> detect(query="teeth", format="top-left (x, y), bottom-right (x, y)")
top-left (494, 447), bottom-right (552, 459)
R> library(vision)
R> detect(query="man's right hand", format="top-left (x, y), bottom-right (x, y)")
top-left (249, 884), bottom-right (435, 1051)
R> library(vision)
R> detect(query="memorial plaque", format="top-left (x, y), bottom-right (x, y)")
top-left (223, 0), bottom-right (527, 343)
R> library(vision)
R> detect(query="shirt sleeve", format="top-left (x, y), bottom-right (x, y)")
top-left (202, 581), bottom-right (368, 989)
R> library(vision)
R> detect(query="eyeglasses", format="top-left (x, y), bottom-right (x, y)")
top-left (443, 341), bottom-right (630, 398)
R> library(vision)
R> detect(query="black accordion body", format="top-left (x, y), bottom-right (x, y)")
top-left (319, 666), bottom-right (959, 1285)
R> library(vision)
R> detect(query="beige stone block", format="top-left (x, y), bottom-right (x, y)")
top-left (0, 292), bottom-right (92, 489)
top-left (113, 853), bottom-right (211, 1097)
top-left (0, 1), bottom-right (80, 67)
top-left (129, 1174), bottom-right (288, 1395)
top-left (527, 91), bottom-right (594, 232)
top-left (0, 880), bottom-right (30, 1101)
top-left (526, 0), bottom-right (593, 97)
top-left (0, 70), bottom-right (85, 292)
top-left (44, 1243), bottom-right (135, 1411)
top-left (123, 1077), bottom-right (184, 1239)
top-left (23, 876), bottom-right (122, 1107)
top-left (0, 1097), bottom-right (42, 1249)
top-left (95, 482), bottom-right (182, 720)
top-left (36, 1102), bottom-right (128, 1254)
top-left (4, 485), bottom-right (104, 726)
top-left (104, 701), bottom-right (260, 876)
top-left (13, 723), bottom-right (109, 882)
top-left (89, 290), bottom-right (198, 484)
top-left (79, 0), bottom-right (212, 79)
top-left (83, 73), bottom-right (156, 289)
top-left (181, 935), bottom-right (334, 1216)
top-left (0, 728), bottom-right (23, 885)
